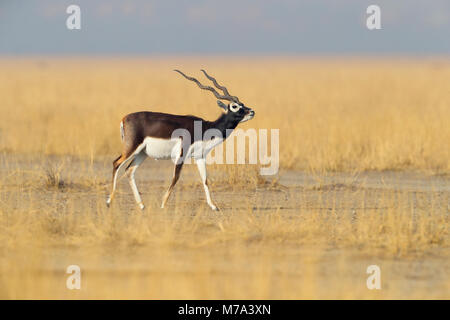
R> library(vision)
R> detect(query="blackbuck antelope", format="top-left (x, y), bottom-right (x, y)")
top-left (106, 69), bottom-right (255, 211)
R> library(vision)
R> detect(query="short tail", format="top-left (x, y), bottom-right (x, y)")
top-left (120, 121), bottom-right (125, 141)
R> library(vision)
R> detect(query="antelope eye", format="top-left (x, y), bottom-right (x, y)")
top-left (230, 104), bottom-right (240, 112)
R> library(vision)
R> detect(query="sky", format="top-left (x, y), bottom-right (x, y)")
top-left (0, 0), bottom-right (449, 55)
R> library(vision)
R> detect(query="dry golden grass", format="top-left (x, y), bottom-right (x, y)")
top-left (0, 160), bottom-right (448, 299)
top-left (0, 58), bottom-right (448, 299)
top-left (0, 58), bottom-right (448, 172)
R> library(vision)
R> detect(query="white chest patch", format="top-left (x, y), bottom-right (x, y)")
top-left (188, 137), bottom-right (224, 159)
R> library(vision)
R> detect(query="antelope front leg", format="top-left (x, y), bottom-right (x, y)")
top-left (195, 158), bottom-right (219, 211)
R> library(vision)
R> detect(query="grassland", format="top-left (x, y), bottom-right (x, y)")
top-left (0, 58), bottom-right (448, 299)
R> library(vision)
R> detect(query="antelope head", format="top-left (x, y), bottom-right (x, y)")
top-left (174, 69), bottom-right (255, 124)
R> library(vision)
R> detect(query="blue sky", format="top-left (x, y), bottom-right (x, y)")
top-left (0, 0), bottom-right (449, 55)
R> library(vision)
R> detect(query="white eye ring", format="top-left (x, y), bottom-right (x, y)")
top-left (230, 103), bottom-right (240, 112)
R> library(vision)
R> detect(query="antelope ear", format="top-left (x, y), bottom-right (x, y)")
top-left (217, 100), bottom-right (228, 111)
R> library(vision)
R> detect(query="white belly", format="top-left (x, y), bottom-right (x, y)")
top-left (143, 137), bottom-right (181, 160)
top-left (142, 137), bottom-right (224, 161)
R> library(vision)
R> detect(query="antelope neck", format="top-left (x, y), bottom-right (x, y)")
top-left (204, 113), bottom-right (239, 138)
